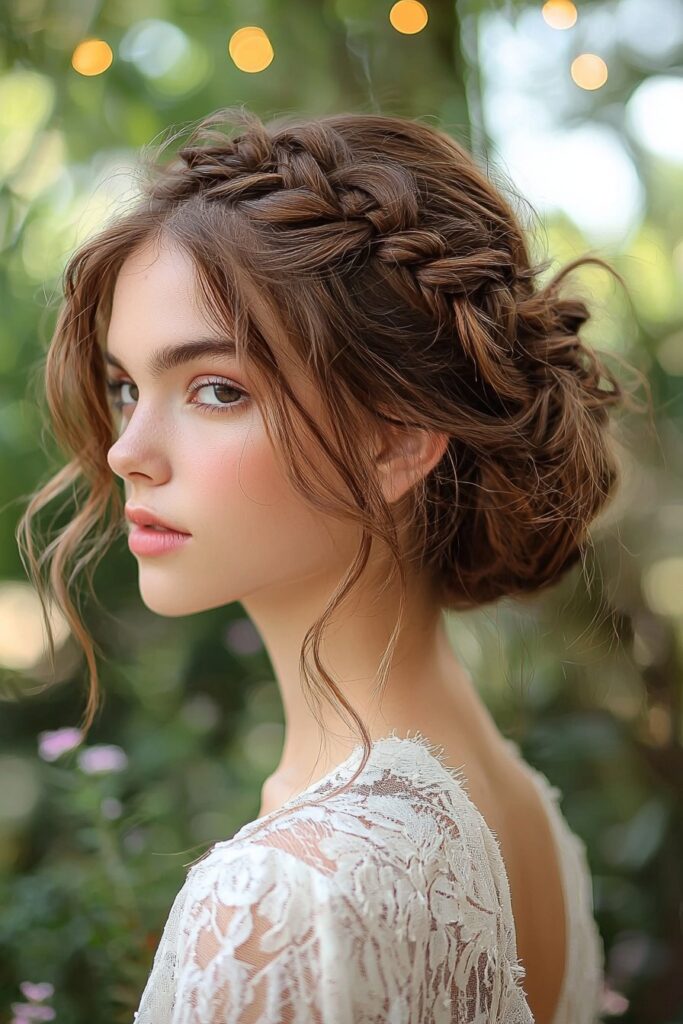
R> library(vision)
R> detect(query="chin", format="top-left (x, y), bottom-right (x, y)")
top-left (136, 581), bottom-right (204, 618)
top-left (138, 595), bottom-right (195, 618)
top-left (136, 577), bottom-right (237, 618)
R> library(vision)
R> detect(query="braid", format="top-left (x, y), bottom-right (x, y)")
top-left (172, 129), bottom-right (567, 422)
top-left (167, 124), bottom-right (514, 339)
top-left (180, 153), bottom-right (416, 230)
top-left (156, 111), bottom-right (608, 435)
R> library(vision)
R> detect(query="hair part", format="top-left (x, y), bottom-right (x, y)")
top-left (16, 105), bottom-right (645, 835)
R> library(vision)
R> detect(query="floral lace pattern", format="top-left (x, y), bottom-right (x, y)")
top-left (132, 731), bottom-right (604, 1023)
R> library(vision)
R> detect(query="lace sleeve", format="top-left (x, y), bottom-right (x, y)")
top-left (170, 842), bottom-right (346, 1024)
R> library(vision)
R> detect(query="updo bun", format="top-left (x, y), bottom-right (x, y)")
top-left (423, 253), bottom-right (627, 609)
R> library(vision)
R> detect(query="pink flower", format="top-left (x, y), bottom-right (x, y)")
top-left (10, 1004), bottom-right (55, 1021)
top-left (600, 980), bottom-right (630, 1016)
top-left (37, 727), bottom-right (83, 762)
top-left (19, 982), bottom-right (54, 1001)
top-left (77, 743), bottom-right (128, 774)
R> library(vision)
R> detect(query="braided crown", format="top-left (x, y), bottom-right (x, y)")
top-left (156, 121), bottom-right (522, 329)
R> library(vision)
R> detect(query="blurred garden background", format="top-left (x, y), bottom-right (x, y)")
top-left (0, 0), bottom-right (682, 1021)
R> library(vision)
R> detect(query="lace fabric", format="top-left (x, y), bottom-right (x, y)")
top-left (132, 731), bottom-right (605, 1023)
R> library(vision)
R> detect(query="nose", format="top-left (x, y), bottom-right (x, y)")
top-left (107, 437), bottom-right (126, 478)
top-left (106, 413), bottom-right (165, 483)
top-left (108, 437), bottom-right (142, 482)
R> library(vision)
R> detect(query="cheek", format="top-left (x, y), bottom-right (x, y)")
top-left (186, 423), bottom-right (351, 569)
top-left (187, 423), bottom-right (318, 538)
top-left (187, 422), bottom-right (290, 507)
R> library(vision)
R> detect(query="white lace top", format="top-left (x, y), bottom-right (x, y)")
top-left (132, 730), bottom-right (605, 1023)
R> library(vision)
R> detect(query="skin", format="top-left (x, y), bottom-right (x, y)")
top-left (105, 236), bottom-right (507, 805)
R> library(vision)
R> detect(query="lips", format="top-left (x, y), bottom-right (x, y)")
top-left (127, 523), bottom-right (192, 556)
top-left (124, 505), bottom-right (190, 535)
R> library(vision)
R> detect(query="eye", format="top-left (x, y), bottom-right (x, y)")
top-left (189, 378), bottom-right (248, 415)
top-left (106, 380), bottom-right (137, 411)
top-left (105, 377), bottom-right (248, 417)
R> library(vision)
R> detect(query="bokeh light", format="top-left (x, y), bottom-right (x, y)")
top-left (228, 27), bottom-right (274, 73)
top-left (571, 52), bottom-right (609, 90)
top-left (120, 19), bottom-right (187, 77)
top-left (541, 1), bottom-right (578, 30)
top-left (0, 581), bottom-right (70, 671)
top-left (616, 0), bottom-right (683, 61)
top-left (0, 70), bottom-right (54, 177)
top-left (389, 1), bottom-right (429, 35)
top-left (491, 124), bottom-right (643, 241)
top-left (626, 75), bottom-right (683, 163)
top-left (118, 20), bottom-right (212, 98)
top-left (71, 39), bottom-right (113, 77)
top-left (642, 558), bottom-right (683, 617)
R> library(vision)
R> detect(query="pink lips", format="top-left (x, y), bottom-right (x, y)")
top-left (127, 524), bottom-right (192, 557)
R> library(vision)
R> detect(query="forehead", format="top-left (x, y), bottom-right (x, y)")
top-left (107, 238), bottom-right (205, 330)
top-left (103, 236), bottom-right (310, 392)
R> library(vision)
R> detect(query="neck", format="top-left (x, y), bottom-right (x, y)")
top-left (242, 558), bottom-right (488, 812)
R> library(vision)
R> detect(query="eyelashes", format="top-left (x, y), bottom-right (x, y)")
top-left (105, 376), bottom-right (248, 418)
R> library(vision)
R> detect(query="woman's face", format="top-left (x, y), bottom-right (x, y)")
top-left (105, 237), bottom-right (360, 617)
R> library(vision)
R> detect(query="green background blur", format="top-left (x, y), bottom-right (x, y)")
top-left (1, 1), bottom-right (682, 1021)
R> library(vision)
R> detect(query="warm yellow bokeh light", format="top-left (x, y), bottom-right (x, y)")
top-left (0, 581), bottom-right (70, 671)
top-left (228, 26), bottom-right (274, 73)
top-left (71, 39), bottom-right (114, 77)
top-left (571, 53), bottom-right (608, 90)
top-left (542, 0), bottom-right (578, 30)
top-left (389, 0), bottom-right (429, 35)
top-left (643, 558), bottom-right (683, 618)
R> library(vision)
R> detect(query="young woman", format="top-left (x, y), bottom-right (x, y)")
top-left (18, 105), bottom-right (634, 1023)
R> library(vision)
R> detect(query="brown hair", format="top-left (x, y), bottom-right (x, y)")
top-left (16, 105), bottom-right (642, 813)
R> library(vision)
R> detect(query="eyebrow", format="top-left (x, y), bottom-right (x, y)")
top-left (103, 337), bottom-right (238, 379)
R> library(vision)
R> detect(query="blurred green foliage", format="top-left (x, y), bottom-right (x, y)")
top-left (0, 1), bottom-right (682, 1022)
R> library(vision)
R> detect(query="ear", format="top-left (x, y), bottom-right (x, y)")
top-left (373, 422), bottom-right (450, 506)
